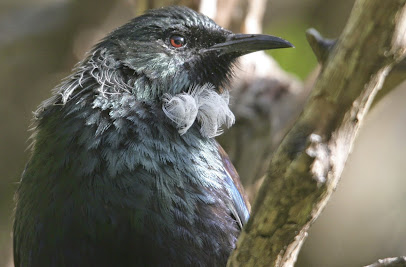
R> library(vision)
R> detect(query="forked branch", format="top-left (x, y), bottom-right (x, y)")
top-left (228, 0), bottom-right (406, 266)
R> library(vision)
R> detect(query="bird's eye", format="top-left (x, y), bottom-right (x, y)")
top-left (170, 35), bottom-right (185, 48)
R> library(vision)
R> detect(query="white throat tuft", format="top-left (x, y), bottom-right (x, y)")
top-left (162, 84), bottom-right (235, 138)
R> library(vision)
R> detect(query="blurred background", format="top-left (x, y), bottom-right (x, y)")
top-left (1, 0), bottom-right (405, 266)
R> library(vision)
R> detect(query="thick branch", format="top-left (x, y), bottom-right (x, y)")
top-left (228, 0), bottom-right (406, 266)
top-left (306, 28), bottom-right (406, 107)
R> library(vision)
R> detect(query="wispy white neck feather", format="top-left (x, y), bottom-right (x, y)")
top-left (162, 84), bottom-right (235, 138)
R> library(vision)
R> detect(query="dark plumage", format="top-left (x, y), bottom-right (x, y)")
top-left (13, 6), bottom-right (292, 267)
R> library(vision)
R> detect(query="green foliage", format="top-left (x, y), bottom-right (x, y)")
top-left (265, 20), bottom-right (318, 80)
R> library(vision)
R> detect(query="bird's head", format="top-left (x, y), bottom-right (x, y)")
top-left (55, 6), bottom-right (292, 137)
top-left (91, 6), bottom-right (293, 100)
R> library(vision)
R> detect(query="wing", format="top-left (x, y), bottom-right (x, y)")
top-left (216, 142), bottom-right (250, 229)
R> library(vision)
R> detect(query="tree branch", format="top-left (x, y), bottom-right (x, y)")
top-left (305, 28), bottom-right (336, 64)
top-left (365, 257), bottom-right (406, 267)
top-left (227, 0), bottom-right (406, 266)
top-left (305, 28), bottom-right (406, 108)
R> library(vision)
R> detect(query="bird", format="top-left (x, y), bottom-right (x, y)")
top-left (13, 6), bottom-right (293, 267)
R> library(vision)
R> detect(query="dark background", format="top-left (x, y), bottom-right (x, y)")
top-left (1, 0), bottom-right (405, 266)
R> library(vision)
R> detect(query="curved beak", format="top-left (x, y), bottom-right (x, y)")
top-left (203, 33), bottom-right (294, 56)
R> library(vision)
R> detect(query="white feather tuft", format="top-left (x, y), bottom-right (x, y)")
top-left (162, 93), bottom-right (199, 135)
top-left (162, 83), bottom-right (235, 138)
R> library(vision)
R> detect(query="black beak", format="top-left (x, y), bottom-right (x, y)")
top-left (203, 33), bottom-right (294, 56)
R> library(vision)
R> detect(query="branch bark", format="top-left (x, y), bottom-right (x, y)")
top-left (365, 257), bottom-right (406, 267)
top-left (227, 0), bottom-right (406, 266)
top-left (305, 28), bottom-right (406, 109)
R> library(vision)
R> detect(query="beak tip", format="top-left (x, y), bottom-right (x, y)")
top-left (280, 39), bottom-right (295, 49)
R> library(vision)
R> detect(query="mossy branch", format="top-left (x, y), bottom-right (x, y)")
top-left (228, 0), bottom-right (406, 266)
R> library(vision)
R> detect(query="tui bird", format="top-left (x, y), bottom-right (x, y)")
top-left (13, 6), bottom-right (293, 267)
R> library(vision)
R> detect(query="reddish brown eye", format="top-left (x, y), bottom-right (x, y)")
top-left (170, 35), bottom-right (185, 48)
